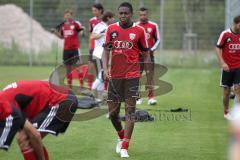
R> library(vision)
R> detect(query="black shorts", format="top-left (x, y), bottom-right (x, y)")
top-left (63, 49), bottom-right (81, 65)
top-left (220, 68), bottom-right (240, 88)
top-left (0, 108), bottom-right (25, 151)
top-left (31, 93), bottom-right (78, 136)
top-left (108, 78), bottom-right (140, 102)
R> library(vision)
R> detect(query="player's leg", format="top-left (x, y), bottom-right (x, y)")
top-left (233, 68), bottom-right (240, 105)
top-left (63, 50), bottom-right (73, 88)
top-left (147, 51), bottom-right (157, 105)
top-left (221, 69), bottom-right (234, 119)
top-left (120, 78), bottom-right (139, 158)
top-left (16, 129), bottom-right (49, 160)
top-left (108, 79), bottom-right (125, 153)
top-left (136, 54), bottom-right (144, 105)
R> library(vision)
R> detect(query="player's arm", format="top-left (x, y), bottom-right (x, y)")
top-left (91, 26), bottom-right (106, 40)
top-left (51, 28), bottom-right (63, 39)
top-left (150, 23), bottom-right (160, 52)
top-left (102, 27), bottom-right (113, 79)
top-left (215, 32), bottom-right (229, 71)
top-left (23, 120), bottom-right (45, 160)
top-left (102, 48), bottom-right (111, 79)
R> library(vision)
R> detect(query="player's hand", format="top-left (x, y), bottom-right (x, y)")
top-left (50, 28), bottom-right (56, 33)
top-left (221, 62), bottom-right (230, 72)
top-left (104, 69), bottom-right (111, 80)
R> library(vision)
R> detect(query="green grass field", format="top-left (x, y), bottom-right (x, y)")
top-left (0, 66), bottom-right (229, 160)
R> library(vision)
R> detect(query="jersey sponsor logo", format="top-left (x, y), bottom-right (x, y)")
top-left (229, 44), bottom-right (240, 50)
top-left (129, 33), bottom-right (136, 40)
top-left (147, 28), bottom-right (152, 33)
top-left (64, 30), bottom-right (74, 36)
top-left (113, 40), bottom-right (133, 49)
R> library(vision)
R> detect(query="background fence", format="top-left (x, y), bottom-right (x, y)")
top-left (0, 0), bottom-right (237, 67)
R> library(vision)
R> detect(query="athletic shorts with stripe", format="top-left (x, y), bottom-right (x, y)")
top-left (220, 68), bottom-right (240, 88)
top-left (31, 93), bottom-right (78, 136)
top-left (0, 107), bottom-right (25, 151)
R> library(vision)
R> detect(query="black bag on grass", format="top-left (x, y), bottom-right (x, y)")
top-left (120, 110), bottom-right (154, 122)
top-left (77, 96), bottom-right (99, 109)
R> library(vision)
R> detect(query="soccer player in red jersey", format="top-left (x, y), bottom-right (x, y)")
top-left (102, 2), bottom-right (151, 158)
top-left (88, 3), bottom-right (104, 63)
top-left (0, 80), bottom-right (78, 160)
top-left (0, 96), bottom-right (45, 159)
top-left (216, 15), bottom-right (240, 120)
top-left (136, 7), bottom-right (160, 105)
top-left (52, 9), bottom-right (85, 89)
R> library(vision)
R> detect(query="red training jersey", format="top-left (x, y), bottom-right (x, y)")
top-left (89, 17), bottom-right (101, 49)
top-left (61, 19), bottom-right (82, 50)
top-left (105, 22), bottom-right (149, 79)
top-left (216, 28), bottom-right (240, 69)
top-left (136, 20), bottom-right (160, 48)
top-left (0, 80), bottom-right (68, 120)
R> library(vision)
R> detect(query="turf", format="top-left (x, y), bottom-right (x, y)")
top-left (0, 66), bottom-right (229, 160)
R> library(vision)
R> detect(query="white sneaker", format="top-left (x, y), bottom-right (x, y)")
top-left (116, 139), bottom-right (123, 154)
top-left (148, 98), bottom-right (157, 105)
top-left (224, 113), bottom-right (233, 120)
top-left (136, 98), bottom-right (143, 105)
top-left (120, 149), bottom-right (129, 158)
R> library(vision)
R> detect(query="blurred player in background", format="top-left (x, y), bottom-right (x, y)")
top-left (91, 11), bottom-right (115, 97)
top-left (52, 9), bottom-right (85, 89)
top-left (136, 7), bottom-right (160, 105)
top-left (88, 3), bottom-right (104, 75)
top-left (102, 2), bottom-right (151, 158)
top-left (0, 93), bottom-right (45, 159)
top-left (216, 15), bottom-right (240, 120)
top-left (1, 80), bottom-right (78, 160)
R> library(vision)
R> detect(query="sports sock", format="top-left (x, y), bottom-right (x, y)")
top-left (117, 129), bottom-right (124, 140)
top-left (121, 137), bottom-right (130, 150)
top-left (43, 146), bottom-right (49, 160)
top-left (21, 148), bottom-right (37, 160)
top-left (224, 106), bottom-right (229, 115)
top-left (67, 74), bottom-right (73, 88)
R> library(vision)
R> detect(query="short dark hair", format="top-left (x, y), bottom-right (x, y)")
top-left (118, 2), bottom-right (133, 13)
top-left (233, 15), bottom-right (240, 24)
top-left (139, 7), bottom-right (148, 12)
top-left (92, 3), bottom-right (104, 14)
top-left (102, 11), bottom-right (115, 22)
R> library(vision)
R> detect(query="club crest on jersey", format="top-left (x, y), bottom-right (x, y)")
top-left (70, 25), bottom-right (75, 30)
top-left (110, 31), bottom-right (118, 39)
top-left (227, 37), bottom-right (231, 42)
top-left (147, 28), bottom-right (152, 33)
top-left (129, 33), bottom-right (136, 40)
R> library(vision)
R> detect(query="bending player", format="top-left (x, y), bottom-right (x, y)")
top-left (0, 97), bottom-right (45, 160)
top-left (102, 2), bottom-right (151, 158)
top-left (1, 80), bottom-right (78, 160)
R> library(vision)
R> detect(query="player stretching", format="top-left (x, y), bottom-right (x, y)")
top-left (52, 9), bottom-right (85, 89)
top-left (1, 80), bottom-right (78, 160)
top-left (102, 2), bottom-right (150, 158)
top-left (136, 7), bottom-right (160, 105)
top-left (216, 15), bottom-right (240, 120)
